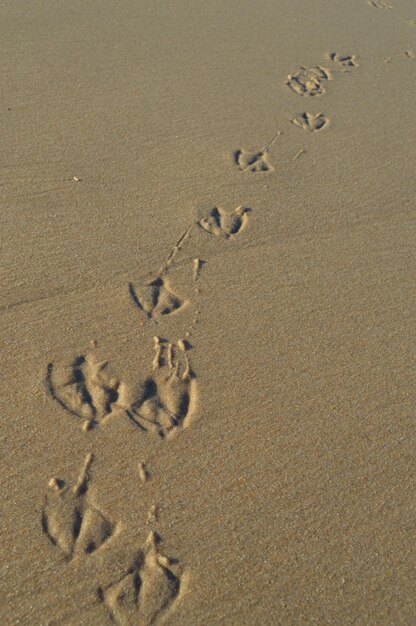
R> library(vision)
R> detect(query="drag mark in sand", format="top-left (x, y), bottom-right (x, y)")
top-left (368, 0), bottom-right (393, 8)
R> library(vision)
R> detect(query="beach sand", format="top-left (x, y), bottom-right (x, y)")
top-left (1, 1), bottom-right (415, 624)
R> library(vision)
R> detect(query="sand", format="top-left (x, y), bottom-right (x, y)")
top-left (1, 0), bottom-right (415, 624)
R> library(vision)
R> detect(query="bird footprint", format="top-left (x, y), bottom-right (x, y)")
top-left (41, 454), bottom-right (118, 560)
top-left (46, 351), bottom-right (129, 430)
top-left (233, 149), bottom-right (273, 172)
top-left (98, 531), bottom-right (182, 626)
top-left (286, 66), bottom-right (332, 96)
top-left (129, 338), bottom-right (197, 438)
top-left (128, 277), bottom-right (185, 320)
top-left (328, 52), bottom-right (359, 69)
top-left (291, 112), bottom-right (329, 131)
top-left (198, 206), bottom-right (250, 239)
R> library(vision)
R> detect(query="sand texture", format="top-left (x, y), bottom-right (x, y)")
top-left (1, 0), bottom-right (415, 624)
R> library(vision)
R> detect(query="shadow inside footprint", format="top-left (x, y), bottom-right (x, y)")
top-left (41, 455), bottom-right (117, 560)
top-left (129, 342), bottom-right (196, 438)
top-left (98, 532), bottom-right (181, 626)
top-left (128, 278), bottom-right (185, 319)
top-left (233, 149), bottom-right (272, 172)
top-left (199, 206), bottom-right (250, 239)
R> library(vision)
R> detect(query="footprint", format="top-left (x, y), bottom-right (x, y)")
top-left (291, 112), bottom-right (329, 132)
top-left (233, 149), bottom-right (273, 172)
top-left (46, 340), bottom-right (197, 437)
top-left (130, 338), bottom-right (197, 438)
top-left (286, 66), bottom-right (333, 97)
top-left (41, 454), bottom-right (118, 560)
top-left (198, 206), bottom-right (250, 239)
top-left (405, 49), bottom-right (416, 59)
top-left (128, 277), bottom-right (185, 320)
top-left (369, 0), bottom-right (392, 8)
top-left (328, 52), bottom-right (359, 69)
top-left (46, 352), bottom-right (128, 429)
top-left (98, 531), bottom-right (182, 626)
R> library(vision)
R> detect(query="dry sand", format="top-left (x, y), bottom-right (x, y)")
top-left (1, 0), bottom-right (415, 624)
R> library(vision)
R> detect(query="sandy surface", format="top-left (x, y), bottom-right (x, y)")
top-left (1, 1), bottom-right (415, 624)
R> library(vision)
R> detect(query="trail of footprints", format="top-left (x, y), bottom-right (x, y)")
top-left (40, 39), bottom-right (389, 624)
top-left (40, 46), bottom-right (363, 623)
top-left (42, 205), bottom-right (250, 623)
top-left (43, 456), bottom-right (181, 624)
top-left (233, 51), bottom-right (360, 170)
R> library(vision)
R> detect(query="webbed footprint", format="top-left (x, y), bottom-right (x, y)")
top-left (98, 532), bottom-right (181, 626)
top-left (130, 338), bottom-right (197, 438)
top-left (198, 206), bottom-right (250, 239)
top-left (291, 112), bottom-right (329, 132)
top-left (41, 454), bottom-right (118, 560)
top-left (128, 277), bottom-right (186, 320)
top-left (46, 351), bottom-right (129, 429)
top-left (286, 66), bottom-right (332, 96)
top-left (233, 149), bottom-right (272, 172)
top-left (328, 52), bottom-right (359, 69)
